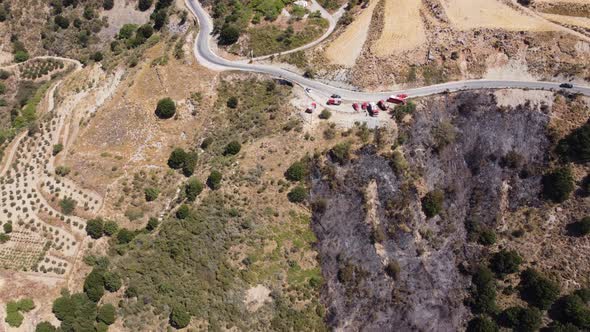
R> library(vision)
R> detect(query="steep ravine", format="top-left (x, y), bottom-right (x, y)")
top-left (310, 91), bottom-right (551, 331)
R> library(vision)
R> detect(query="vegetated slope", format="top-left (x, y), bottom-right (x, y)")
top-left (310, 91), bottom-right (552, 330)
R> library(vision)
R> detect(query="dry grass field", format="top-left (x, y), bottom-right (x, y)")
top-left (372, 0), bottom-right (426, 56)
top-left (441, 0), bottom-right (555, 31)
top-left (324, 0), bottom-right (379, 66)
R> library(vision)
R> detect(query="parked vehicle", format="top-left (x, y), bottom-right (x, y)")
top-left (305, 102), bottom-right (317, 113)
top-left (327, 98), bottom-right (341, 106)
top-left (352, 103), bottom-right (360, 111)
top-left (387, 94), bottom-right (408, 104)
top-left (331, 94), bottom-right (342, 99)
top-left (361, 102), bottom-right (368, 110)
top-left (559, 83), bottom-right (573, 89)
top-left (368, 102), bottom-right (379, 116)
top-left (377, 100), bottom-right (389, 110)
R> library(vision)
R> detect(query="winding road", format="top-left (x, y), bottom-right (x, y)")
top-left (185, 0), bottom-right (590, 101)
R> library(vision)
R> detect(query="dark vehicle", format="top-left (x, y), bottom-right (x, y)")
top-left (559, 83), bottom-right (573, 89)
top-left (331, 94), bottom-right (342, 99)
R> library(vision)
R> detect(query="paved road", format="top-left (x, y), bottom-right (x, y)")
top-left (185, 0), bottom-right (590, 101)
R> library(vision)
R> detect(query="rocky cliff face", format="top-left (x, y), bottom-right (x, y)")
top-left (310, 91), bottom-right (551, 331)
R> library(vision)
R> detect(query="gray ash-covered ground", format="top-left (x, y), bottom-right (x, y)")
top-left (310, 91), bottom-right (551, 331)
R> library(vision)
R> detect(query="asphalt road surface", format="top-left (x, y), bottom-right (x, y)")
top-left (185, 0), bottom-right (590, 101)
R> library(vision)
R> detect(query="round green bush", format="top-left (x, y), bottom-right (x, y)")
top-left (288, 185), bottom-right (307, 203)
top-left (223, 140), bottom-right (241, 156)
top-left (520, 268), bottom-right (560, 310)
top-left (285, 161), bottom-right (306, 182)
top-left (542, 167), bottom-right (574, 203)
top-left (185, 178), bottom-right (204, 202)
top-left (226, 96), bottom-right (238, 109)
top-left (219, 25), bottom-right (240, 45)
top-left (155, 98), bottom-right (176, 119)
top-left (490, 250), bottom-right (522, 276)
top-left (85, 218), bottom-right (104, 239)
top-left (466, 316), bottom-right (498, 332)
top-left (207, 170), bottom-right (222, 190)
top-left (421, 190), bottom-right (444, 218)
top-left (170, 307), bottom-right (190, 329)
top-left (98, 303), bottom-right (116, 325)
top-left (176, 204), bottom-right (190, 219)
top-left (35, 321), bottom-right (57, 332)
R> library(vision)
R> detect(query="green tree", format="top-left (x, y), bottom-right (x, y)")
top-left (219, 24), bottom-right (240, 45)
top-left (567, 216), bottom-right (590, 237)
top-left (200, 137), bottom-right (213, 149)
top-left (153, 9), bottom-right (167, 30)
top-left (97, 303), bottom-right (116, 325)
top-left (103, 220), bottom-right (118, 236)
top-left (556, 121), bottom-right (590, 163)
top-left (116, 228), bottom-right (135, 244)
top-left (182, 152), bottom-right (198, 177)
top-left (83, 269), bottom-right (105, 302)
top-left (176, 204), bottom-right (190, 219)
top-left (207, 170), bottom-right (222, 190)
top-left (155, 98), bottom-right (176, 119)
top-left (185, 178), bottom-right (204, 202)
top-left (137, 24), bottom-right (154, 39)
top-left (542, 167), bottom-right (574, 203)
top-left (146, 217), bottom-right (159, 231)
top-left (118, 24), bottom-right (137, 39)
top-left (138, 0), bottom-right (153, 11)
top-left (551, 294), bottom-right (590, 329)
top-left (60, 197), bottom-right (77, 215)
top-left (18, 298), bottom-right (35, 312)
top-left (3, 222), bottom-right (12, 234)
top-left (490, 250), bottom-right (522, 276)
top-left (285, 161), bottom-right (306, 182)
top-left (466, 316), bottom-right (499, 332)
top-left (144, 187), bottom-right (160, 202)
top-left (421, 190), bottom-right (444, 218)
top-left (520, 268), bottom-right (560, 310)
top-left (470, 265), bottom-right (497, 314)
top-left (168, 148), bottom-right (187, 169)
top-left (14, 51), bottom-right (29, 63)
top-left (330, 141), bottom-right (351, 165)
top-left (499, 306), bottom-right (542, 332)
top-left (52, 292), bottom-right (98, 331)
top-left (35, 321), bottom-right (57, 332)
top-left (54, 15), bottom-right (70, 29)
top-left (103, 272), bottom-right (122, 292)
top-left (223, 140), bottom-right (241, 156)
top-left (52, 143), bottom-right (64, 156)
top-left (288, 185), bottom-right (307, 203)
top-left (169, 307), bottom-right (190, 329)
top-left (226, 96), bottom-right (238, 109)
top-left (85, 218), bottom-right (104, 239)
top-left (319, 109), bottom-right (332, 120)
top-left (103, 0), bottom-right (114, 10)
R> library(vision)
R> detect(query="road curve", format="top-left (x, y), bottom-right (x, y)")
top-left (185, 0), bottom-right (590, 100)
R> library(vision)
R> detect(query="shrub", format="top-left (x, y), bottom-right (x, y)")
top-left (86, 218), bottom-right (104, 239)
top-left (55, 15), bottom-right (70, 29)
top-left (185, 178), bottom-right (204, 202)
top-left (200, 137), bottom-right (213, 149)
top-left (223, 140), bottom-right (241, 156)
top-left (146, 217), bottom-right (159, 231)
top-left (3, 222), bottom-right (12, 234)
top-left (470, 265), bottom-right (497, 314)
top-left (138, 0), bottom-right (153, 11)
top-left (556, 120), bottom-right (590, 163)
top-left (227, 96), bottom-right (238, 109)
top-left (542, 167), bottom-right (574, 203)
top-left (83, 269), bottom-right (105, 302)
top-left (60, 197), bottom-right (77, 215)
top-left (118, 24), bottom-right (137, 39)
top-left (176, 204), bottom-right (190, 219)
top-left (5, 309), bottom-right (23, 327)
top-left (116, 228), bottom-right (135, 244)
top-left (52, 292), bottom-right (97, 329)
top-left (144, 187), bottom-right (160, 202)
top-left (103, 272), bottom-right (121, 292)
top-left (155, 98), bottom-right (176, 119)
top-left (91, 52), bottom-right (103, 62)
top-left (421, 190), bottom-right (444, 218)
top-left (103, 220), bottom-right (118, 236)
top-left (520, 268), bottom-right (560, 310)
top-left (103, 0), bottom-right (114, 10)
top-left (55, 166), bottom-right (70, 176)
top-left (52, 143), bottom-right (63, 156)
top-left (0, 70), bottom-right (10, 79)
top-left (98, 303), bottom-right (116, 325)
top-left (319, 109), bottom-right (332, 120)
top-left (499, 306), bottom-right (542, 332)
top-left (17, 299), bottom-right (35, 312)
top-left (14, 51), bottom-right (29, 63)
top-left (478, 229), bottom-right (497, 246)
top-left (207, 170), bottom-right (222, 190)
top-left (330, 141), bottom-right (351, 165)
top-left (490, 250), bottom-right (522, 276)
top-left (288, 185), bottom-right (307, 203)
top-left (385, 260), bottom-right (400, 280)
top-left (153, 9), bottom-right (167, 30)
top-left (466, 316), bottom-right (499, 332)
top-left (35, 322), bottom-right (57, 332)
top-left (567, 216), bottom-right (590, 237)
top-left (168, 148), bottom-right (188, 169)
top-left (285, 161), bottom-right (306, 182)
top-left (170, 307), bottom-right (190, 329)
top-left (219, 24), bottom-right (240, 45)
top-left (551, 294), bottom-right (590, 329)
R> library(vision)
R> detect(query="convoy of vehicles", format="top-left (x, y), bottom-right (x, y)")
top-left (321, 94), bottom-right (409, 117)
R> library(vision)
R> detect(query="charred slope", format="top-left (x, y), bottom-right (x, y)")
top-left (310, 92), bottom-right (551, 331)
